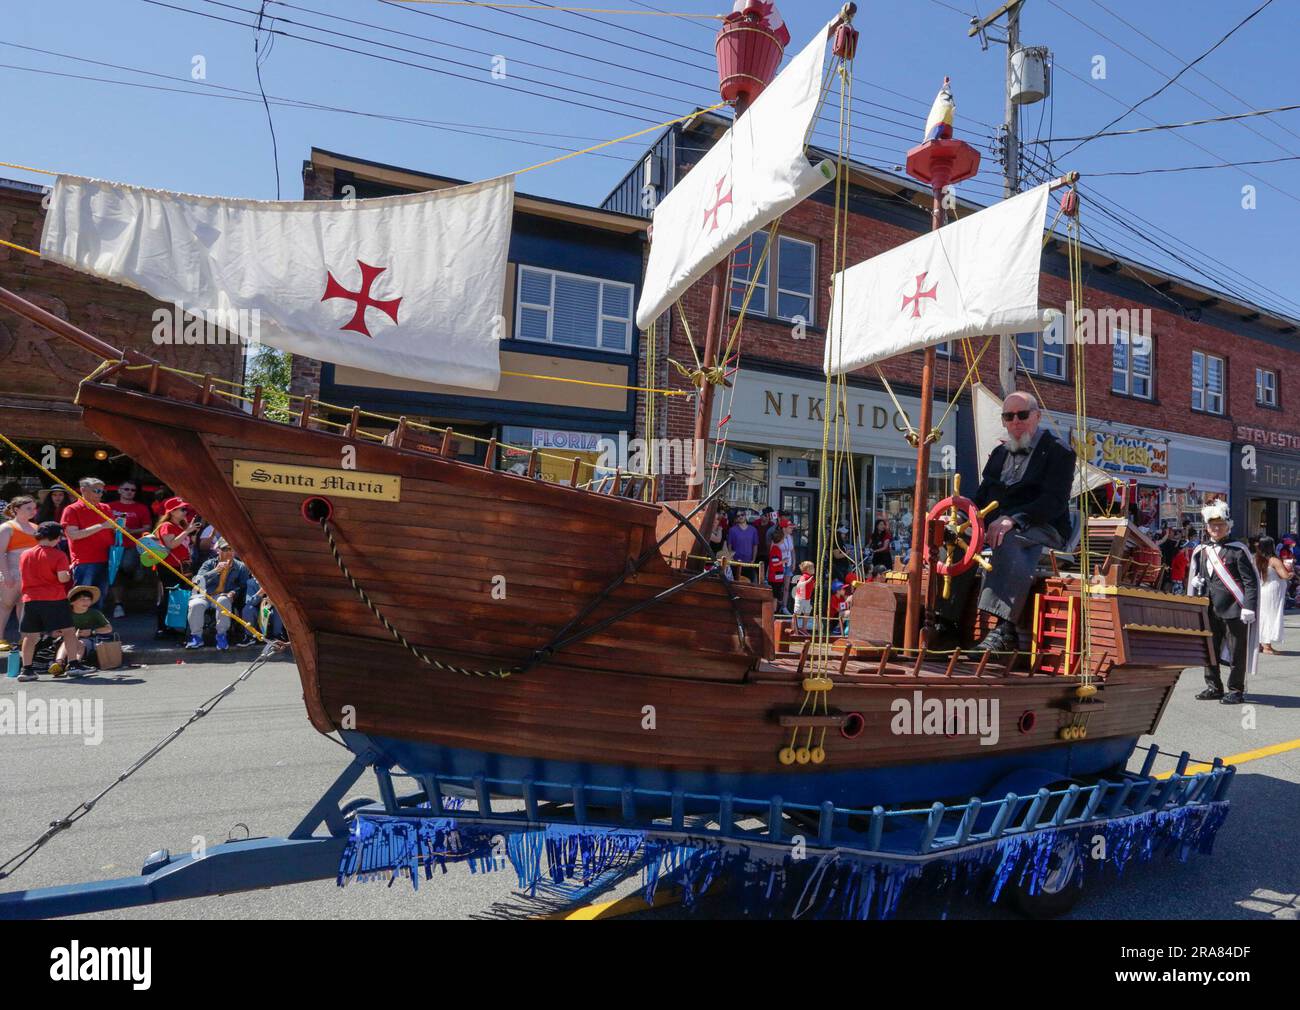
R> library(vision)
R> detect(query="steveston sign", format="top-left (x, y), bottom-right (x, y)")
top-left (232, 460), bottom-right (401, 501)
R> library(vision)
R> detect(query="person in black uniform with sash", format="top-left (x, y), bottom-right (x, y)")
top-left (935, 391), bottom-right (1075, 654)
top-left (1188, 500), bottom-right (1259, 704)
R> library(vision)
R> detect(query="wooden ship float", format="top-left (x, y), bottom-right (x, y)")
top-left (0, 287), bottom-right (1216, 811)
top-left (0, 3), bottom-right (1220, 815)
top-left (0, 4), bottom-right (1237, 920)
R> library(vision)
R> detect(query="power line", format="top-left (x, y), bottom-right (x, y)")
top-left (136, 0), bottom-right (676, 123)
top-left (189, 0), bottom-right (690, 119)
top-left (1084, 0), bottom-right (1300, 149)
top-left (0, 40), bottom-right (651, 146)
top-left (0, 61), bottom-right (632, 163)
top-left (278, 0), bottom-right (710, 108)
top-left (253, 2), bottom-right (281, 198)
top-left (1029, 104), bottom-right (1300, 144)
top-left (1087, 156), bottom-right (1300, 178)
top-left (151, 0), bottom-right (991, 176)
top-left (1058, 0), bottom-right (1279, 160)
top-left (1046, 0), bottom-right (1300, 161)
top-left (1020, 146), bottom-right (1300, 318)
top-left (373, 0), bottom-right (715, 92)
top-left (1047, 58), bottom-right (1300, 208)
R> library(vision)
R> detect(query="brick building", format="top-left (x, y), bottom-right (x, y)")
top-left (0, 177), bottom-right (243, 496)
top-left (605, 110), bottom-right (1300, 554)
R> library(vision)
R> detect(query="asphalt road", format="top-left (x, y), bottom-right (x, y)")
top-left (0, 617), bottom-right (1297, 922)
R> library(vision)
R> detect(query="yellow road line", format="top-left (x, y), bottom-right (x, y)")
top-left (1155, 736), bottom-right (1300, 779)
top-left (548, 885), bottom-right (685, 920)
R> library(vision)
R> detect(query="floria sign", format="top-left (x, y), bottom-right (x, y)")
top-left (1091, 432), bottom-right (1168, 478)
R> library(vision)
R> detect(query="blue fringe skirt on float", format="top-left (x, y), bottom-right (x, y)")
top-left (336, 802), bottom-right (1229, 919)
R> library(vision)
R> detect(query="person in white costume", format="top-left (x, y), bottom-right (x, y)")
top-left (1253, 536), bottom-right (1288, 654)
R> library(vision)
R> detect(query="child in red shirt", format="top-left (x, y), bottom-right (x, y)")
top-left (17, 522), bottom-right (87, 680)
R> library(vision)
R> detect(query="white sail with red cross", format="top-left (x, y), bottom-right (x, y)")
top-left (635, 19), bottom-right (837, 330)
top-left (40, 174), bottom-right (513, 391)
top-left (825, 183), bottom-right (1053, 375)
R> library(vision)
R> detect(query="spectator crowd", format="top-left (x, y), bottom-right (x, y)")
top-left (0, 476), bottom-right (285, 681)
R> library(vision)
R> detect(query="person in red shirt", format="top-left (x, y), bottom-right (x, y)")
top-left (107, 479), bottom-right (155, 619)
top-left (767, 526), bottom-right (788, 610)
top-left (16, 522), bottom-right (88, 680)
top-left (60, 477), bottom-right (116, 606)
top-left (153, 496), bottom-right (202, 637)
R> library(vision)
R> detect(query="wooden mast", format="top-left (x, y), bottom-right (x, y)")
top-left (902, 191), bottom-right (946, 651)
top-left (688, 91), bottom-right (752, 497)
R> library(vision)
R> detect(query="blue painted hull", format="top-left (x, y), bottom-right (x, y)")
top-left (350, 731), bottom-right (1139, 809)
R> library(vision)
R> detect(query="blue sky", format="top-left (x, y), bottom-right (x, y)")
top-left (3, 0), bottom-right (1297, 320)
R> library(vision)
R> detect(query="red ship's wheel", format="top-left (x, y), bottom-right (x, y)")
top-left (927, 495), bottom-right (985, 576)
top-left (924, 474), bottom-right (999, 592)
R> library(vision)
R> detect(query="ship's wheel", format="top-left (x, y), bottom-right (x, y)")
top-left (925, 473), bottom-right (1000, 599)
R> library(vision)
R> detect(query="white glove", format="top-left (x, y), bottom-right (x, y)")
top-left (1240, 609), bottom-right (1255, 625)
top-left (1190, 577), bottom-right (1206, 595)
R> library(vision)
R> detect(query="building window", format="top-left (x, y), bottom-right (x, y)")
top-left (516, 266), bottom-right (633, 353)
top-left (731, 233), bottom-right (816, 324)
top-left (1015, 331), bottom-right (1067, 379)
top-left (1112, 329), bottom-right (1152, 399)
top-left (1257, 367), bottom-right (1278, 407)
top-left (1192, 350), bottom-right (1225, 414)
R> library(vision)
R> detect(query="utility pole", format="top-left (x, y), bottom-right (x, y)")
top-left (970, 0), bottom-right (1026, 396)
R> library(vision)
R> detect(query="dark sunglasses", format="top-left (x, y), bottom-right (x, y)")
top-left (1001, 409), bottom-right (1036, 421)
top-left (84, 487), bottom-right (104, 494)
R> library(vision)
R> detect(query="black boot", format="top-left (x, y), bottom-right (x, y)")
top-left (969, 618), bottom-right (1019, 656)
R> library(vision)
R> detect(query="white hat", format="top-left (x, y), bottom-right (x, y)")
top-left (1201, 500), bottom-right (1231, 524)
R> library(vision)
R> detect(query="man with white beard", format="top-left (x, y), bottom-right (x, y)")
top-left (933, 391), bottom-right (1076, 655)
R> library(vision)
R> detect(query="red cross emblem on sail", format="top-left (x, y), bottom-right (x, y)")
top-left (702, 176), bottom-right (733, 233)
top-left (901, 271), bottom-right (938, 319)
top-left (321, 260), bottom-right (402, 337)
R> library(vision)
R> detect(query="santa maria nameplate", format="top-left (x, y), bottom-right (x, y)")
top-left (233, 460), bottom-right (401, 502)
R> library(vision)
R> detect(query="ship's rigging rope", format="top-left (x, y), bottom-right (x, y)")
top-left (317, 516), bottom-right (523, 679)
top-left (0, 642), bottom-right (286, 882)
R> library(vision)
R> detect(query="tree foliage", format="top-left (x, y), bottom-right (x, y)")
top-left (246, 345), bottom-right (292, 422)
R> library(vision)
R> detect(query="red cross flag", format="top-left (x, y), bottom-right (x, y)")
top-left (825, 183), bottom-right (1053, 375)
top-left (635, 18), bottom-right (837, 330)
top-left (40, 175), bottom-right (514, 390)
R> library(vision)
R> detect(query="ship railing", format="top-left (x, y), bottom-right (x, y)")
top-left (105, 361), bottom-right (661, 502)
top-left (369, 743), bottom-right (1232, 859)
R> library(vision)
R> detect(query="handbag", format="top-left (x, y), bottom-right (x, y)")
top-left (107, 528), bottom-right (124, 584)
top-left (94, 634), bottom-right (124, 671)
top-left (137, 534), bottom-right (166, 567)
top-left (165, 586), bottom-right (191, 630)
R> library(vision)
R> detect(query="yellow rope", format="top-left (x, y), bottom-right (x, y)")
top-left (872, 365), bottom-right (918, 441)
top-left (0, 237), bottom-right (39, 258)
top-left (0, 432), bottom-right (266, 641)
top-left (500, 369), bottom-right (688, 396)
top-left (497, 102), bottom-right (727, 179)
top-left (1068, 194), bottom-right (1094, 689)
top-left (809, 56), bottom-right (855, 674)
top-left (928, 335), bottom-right (995, 440)
top-left (0, 160), bottom-right (56, 176)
